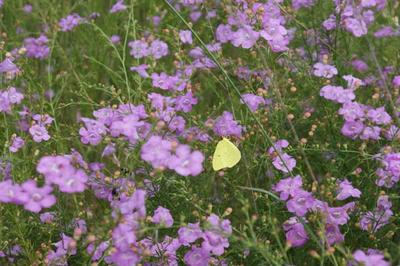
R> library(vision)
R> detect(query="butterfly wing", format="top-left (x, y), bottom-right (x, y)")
top-left (212, 138), bottom-right (241, 171)
top-left (212, 140), bottom-right (226, 171)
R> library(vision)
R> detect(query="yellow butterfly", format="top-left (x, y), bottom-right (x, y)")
top-left (212, 138), bottom-right (241, 171)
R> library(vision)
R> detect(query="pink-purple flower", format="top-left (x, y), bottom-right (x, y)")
top-left (110, 0), bottom-right (127, 13)
top-left (21, 180), bottom-right (56, 213)
top-left (59, 14), bottom-right (82, 32)
top-left (179, 30), bottom-right (193, 44)
top-left (336, 179), bottom-right (361, 200)
top-left (9, 135), bottom-right (25, 153)
top-left (313, 62), bottom-right (338, 78)
top-left (231, 25), bottom-right (259, 49)
top-left (286, 189), bottom-right (315, 216)
top-left (152, 206), bottom-right (174, 228)
top-left (352, 249), bottom-right (389, 266)
top-left (29, 124), bottom-right (51, 142)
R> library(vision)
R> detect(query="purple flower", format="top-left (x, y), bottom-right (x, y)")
top-left (320, 85), bottom-right (355, 104)
top-left (168, 144), bottom-right (205, 176)
top-left (113, 189), bottom-right (146, 218)
top-left (360, 195), bottom-right (393, 232)
top-left (343, 75), bottom-right (364, 90)
top-left (179, 30), bottom-right (193, 44)
top-left (283, 217), bottom-right (309, 247)
top-left (152, 206), bottom-right (174, 227)
top-left (268, 139), bottom-right (289, 154)
top-left (79, 127), bottom-right (102, 145)
top-left (0, 160), bottom-right (12, 180)
top-left (130, 64), bottom-right (149, 78)
top-left (54, 234), bottom-right (77, 256)
top-left (260, 19), bottom-right (287, 42)
top-left (87, 241), bottom-right (109, 261)
top-left (336, 179), bottom-right (361, 200)
top-left (33, 114), bottom-right (54, 125)
top-left (361, 0), bottom-right (378, 7)
top-left (79, 118), bottom-right (106, 145)
top-left (324, 223), bottom-right (344, 245)
top-left (150, 236), bottom-right (181, 265)
top-left (190, 11), bottom-right (202, 22)
top-left (108, 249), bottom-right (139, 266)
top-left (323, 15), bottom-right (337, 30)
top-left (181, 0), bottom-right (204, 7)
top-left (240, 93), bottom-right (267, 112)
top-left (175, 91), bottom-right (198, 113)
top-left (40, 212), bottom-right (55, 223)
top-left (377, 195), bottom-right (392, 210)
top-left (213, 111), bottom-right (243, 138)
top-left (338, 102), bottom-right (366, 122)
top-left (21, 180), bottom-right (56, 213)
top-left (207, 213), bottom-right (232, 235)
top-left (292, 0), bottom-right (315, 10)
top-left (152, 16), bottom-right (162, 26)
top-left (341, 121), bottom-right (364, 139)
top-left (178, 223), bottom-right (203, 246)
top-left (313, 62), bottom-right (338, 78)
top-left (59, 14), bottom-right (81, 32)
top-left (344, 18), bottom-right (368, 37)
top-left (272, 153), bottom-right (296, 173)
top-left (0, 180), bottom-right (28, 204)
top-left (0, 58), bottom-right (21, 78)
top-left (360, 126), bottom-right (381, 140)
top-left (112, 223), bottom-right (137, 250)
top-left (110, 114), bottom-right (145, 144)
top-left (110, 0), bottom-right (127, 13)
top-left (367, 107), bottom-right (392, 125)
top-left (37, 156), bottom-right (75, 183)
top-left (273, 175), bottom-right (303, 200)
top-left (392, 75), bottom-right (400, 88)
top-left (29, 124), bottom-right (50, 142)
top-left (184, 127), bottom-right (211, 143)
top-left (151, 72), bottom-right (174, 90)
top-left (110, 35), bottom-right (121, 44)
top-left (24, 34), bottom-right (50, 59)
top-left (232, 25), bottom-right (259, 49)
top-left (384, 125), bottom-right (400, 141)
top-left (9, 135), bottom-right (25, 153)
top-left (286, 189), bottom-right (315, 216)
top-left (150, 39), bottom-right (169, 59)
top-left (128, 40), bottom-right (149, 58)
top-left (374, 26), bottom-right (396, 38)
top-left (141, 136), bottom-right (172, 169)
top-left (148, 92), bottom-right (168, 110)
top-left (260, 18), bottom-right (290, 52)
top-left (206, 10), bottom-right (216, 19)
top-left (189, 47), bottom-right (205, 59)
top-left (58, 169), bottom-right (88, 193)
top-left (202, 231), bottom-right (229, 255)
top-left (102, 143), bottom-right (116, 157)
top-left (23, 4), bottom-right (32, 13)
top-left (325, 204), bottom-right (353, 225)
top-left (352, 250), bottom-right (389, 266)
top-left (362, 10), bottom-right (375, 25)
top-left (184, 247), bottom-right (210, 266)
top-left (382, 153), bottom-right (400, 177)
top-left (352, 59), bottom-right (369, 72)
top-left (168, 116), bottom-right (186, 133)
top-left (216, 24), bottom-right (233, 43)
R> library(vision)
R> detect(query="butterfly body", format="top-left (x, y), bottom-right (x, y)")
top-left (212, 138), bottom-right (241, 171)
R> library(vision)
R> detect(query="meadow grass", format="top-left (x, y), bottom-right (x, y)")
top-left (0, 0), bottom-right (400, 265)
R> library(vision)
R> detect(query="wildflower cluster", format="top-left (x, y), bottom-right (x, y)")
top-left (0, 0), bottom-right (399, 265)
